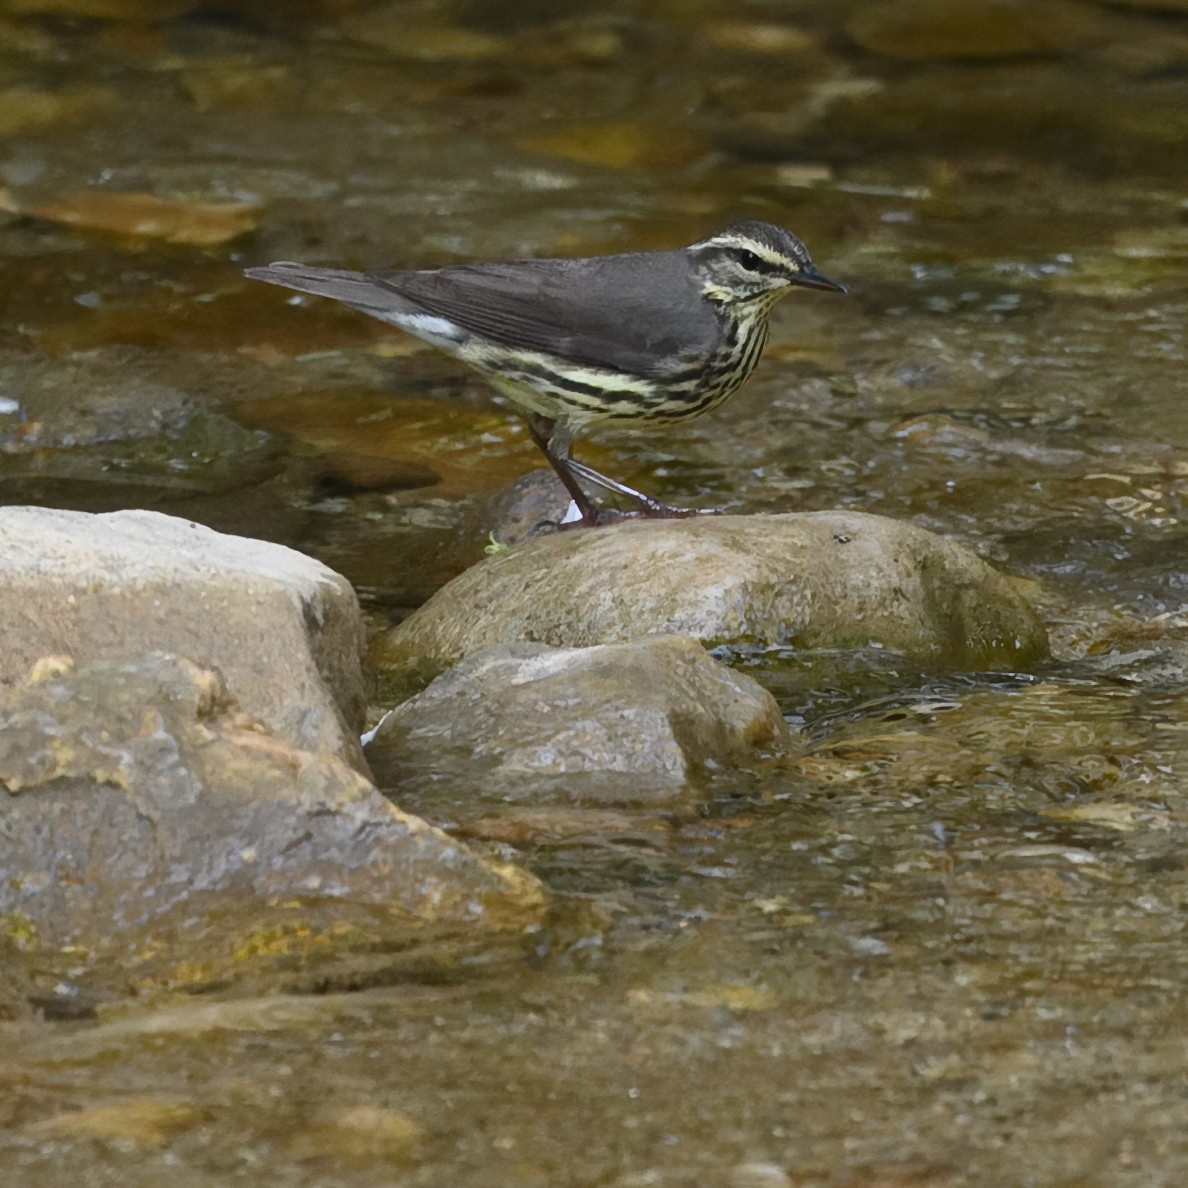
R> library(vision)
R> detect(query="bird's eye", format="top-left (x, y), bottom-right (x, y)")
top-left (738, 249), bottom-right (763, 271)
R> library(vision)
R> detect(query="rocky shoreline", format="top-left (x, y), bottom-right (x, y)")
top-left (0, 504), bottom-right (1047, 1017)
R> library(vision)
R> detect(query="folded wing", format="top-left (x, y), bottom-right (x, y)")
top-left (247, 252), bottom-right (725, 379)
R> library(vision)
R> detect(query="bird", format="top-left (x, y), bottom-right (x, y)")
top-left (244, 221), bottom-right (846, 528)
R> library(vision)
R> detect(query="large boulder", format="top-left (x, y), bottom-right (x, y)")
top-left (0, 506), bottom-right (367, 770)
top-left (365, 636), bottom-right (788, 806)
top-left (0, 653), bottom-right (544, 1012)
top-left (369, 511), bottom-right (1049, 693)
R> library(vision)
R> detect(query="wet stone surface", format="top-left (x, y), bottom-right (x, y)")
top-left (371, 510), bottom-right (1049, 694)
top-left (0, 0), bottom-right (1187, 1183)
top-left (366, 636), bottom-right (788, 806)
top-left (0, 652), bottom-right (543, 1010)
top-left (0, 505), bottom-right (369, 768)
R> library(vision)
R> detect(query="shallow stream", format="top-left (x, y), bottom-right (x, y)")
top-left (1, 1), bottom-right (1187, 1183)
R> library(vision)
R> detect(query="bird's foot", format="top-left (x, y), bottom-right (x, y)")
top-left (532, 502), bottom-right (721, 534)
top-left (533, 506), bottom-right (636, 533)
top-left (562, 459), bottom-right (721, 521)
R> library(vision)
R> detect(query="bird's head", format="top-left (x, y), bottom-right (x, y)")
top-left (688, 221), bottom-right (847, 307)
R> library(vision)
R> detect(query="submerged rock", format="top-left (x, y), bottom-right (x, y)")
top-left (0, 653), bottom-right (543, 1012)
top-left (366, 636), bottom-right (788, 806)
top-left (10, 188), bottom-right (260, 246)
top-left (847, 0), bottom-right (1116, 60)
top-left (370, 511), bottom-right (1049, 693)
top-left (0, 505), bottom-right (366, 770)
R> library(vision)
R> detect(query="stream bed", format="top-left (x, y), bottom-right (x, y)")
top-left (1, 1), bottom-right (1187, 1183)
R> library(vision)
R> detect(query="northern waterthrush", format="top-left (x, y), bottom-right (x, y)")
top-left (245, 221), bottom-right (846, 527)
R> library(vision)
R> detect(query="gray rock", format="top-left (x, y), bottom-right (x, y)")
top-left (366, 636), bottom-right (788, 806)
top-left (0, 359), bottom-right (199, 453)
top-left (0, 355), bottom-right (281, 505)
top-left (483, 467), bottom-right (572, 545)
top-left (0, 653), bottom-right (543, 1008)
top-left (370, 512), bottom-right (1049, 693)
top-left (0, 506), bottom-right (366, 770)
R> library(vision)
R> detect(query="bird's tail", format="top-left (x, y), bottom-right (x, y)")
top-left (243, 261), bottom-right (393, 308)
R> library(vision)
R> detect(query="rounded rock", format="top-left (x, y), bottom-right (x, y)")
top-left (370, 511), bottom-right (1049, 694)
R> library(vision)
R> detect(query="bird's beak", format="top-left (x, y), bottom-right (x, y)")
top-left (793, 265), bottom-right (848, 294)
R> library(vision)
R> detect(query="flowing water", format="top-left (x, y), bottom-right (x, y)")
top-left (1, 0), bottom-right (1187, 1183)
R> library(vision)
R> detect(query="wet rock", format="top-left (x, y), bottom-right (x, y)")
top-left (0, 506), bottom-right (366, 768)
top-left (0, 357), bottom-right (215, 453)
top-left (0, 653), bottom-right (544, 1008)
top-left (0, 392), bottom-right (281, 512)
top-left (847, 0), bottom-right (1116, 60)
top-left (366, 636), bottom-right (787, 806)
top-left (369, 512), bottom-right (1049, 694)
top-left (483, 466), bottom-right (572, 544)
top-left (6, 188), bottom-right (261, 246)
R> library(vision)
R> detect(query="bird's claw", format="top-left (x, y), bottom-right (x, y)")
top-left (532, 504), bottom-right (722, 534)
